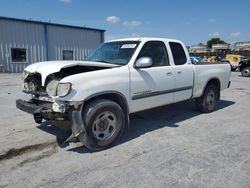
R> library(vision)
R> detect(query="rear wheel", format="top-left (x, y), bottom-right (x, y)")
top-left (79, 99), bottom-right (125, 151)
top-left (241, 67), bottom-right (250, 77)
top-left (195, 84), bottom-right (219, 113)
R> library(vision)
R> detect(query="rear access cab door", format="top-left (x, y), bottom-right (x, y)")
top-left (168, 42), bottom-right (194, 102)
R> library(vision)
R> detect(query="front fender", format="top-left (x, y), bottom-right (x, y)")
top-left (56, 65), bottom-right (131, 108)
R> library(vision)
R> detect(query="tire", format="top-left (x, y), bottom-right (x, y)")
top-left (195, 84), bottom-right (219, 113)
top-left (241, 67), bottom-right (250, 77)
top-left (79, 99), bottom-right (125, 151)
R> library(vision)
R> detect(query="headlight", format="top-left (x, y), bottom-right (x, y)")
top-left (56, 83), bottom-right (71, 97)
top-left (22, 71), bottom-right (29, 80)
top-left (23, 82), bottom-right (36, 93)
top-left (46, 80), bottom-right (59, 97)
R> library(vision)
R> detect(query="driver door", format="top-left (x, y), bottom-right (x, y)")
top-left (130, 41), bottom-right (175, 112)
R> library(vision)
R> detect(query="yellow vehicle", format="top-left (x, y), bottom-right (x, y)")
top-left (225, 54), bottom-right (245, 71)
top-left (207, 56), bottom-right (217, 62)
top-left (226, 54), bottom-right (242, 63)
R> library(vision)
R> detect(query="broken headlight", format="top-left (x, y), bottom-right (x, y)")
top-left (23, 81), bottom-right (36, 93)
top-left (56, 83), bottom-right (71, 97)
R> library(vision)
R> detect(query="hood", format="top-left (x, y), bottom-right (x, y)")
top-left (24, 60), bottom-right (118, 86)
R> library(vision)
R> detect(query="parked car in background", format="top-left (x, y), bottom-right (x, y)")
top-left (190, 56), bottom-right (202, 64)
top-left (239, 59), bottom-right (250, 77)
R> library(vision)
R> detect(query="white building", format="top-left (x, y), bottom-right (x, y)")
top-left (234, 42), bottom-right (250, 51)
top-left (0, 16), bottom-right (105, 73)
top-left (211, 44), bottom-right (230, 52)
top-left (190, 44), bottom-right (210, 53)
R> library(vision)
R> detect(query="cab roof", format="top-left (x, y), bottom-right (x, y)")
top-left (107, 37), bottom-right (183, 44)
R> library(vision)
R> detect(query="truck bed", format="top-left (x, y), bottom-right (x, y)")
top-left (194, 61), bottom-right (229, 65)
top-left (192, 62), bottom-right (231, 98)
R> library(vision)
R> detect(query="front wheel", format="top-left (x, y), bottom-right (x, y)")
top-left (241, 67), bottom-right (250, 77)
top-left (79, 99), bottom-right (125, 151)
top-left (195, 84), bottom-right (219, 113)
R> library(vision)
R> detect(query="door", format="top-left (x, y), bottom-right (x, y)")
top-left (130, 41), bottom-right (175, 112)
top-left (169, 42), bottom-right (194, 102)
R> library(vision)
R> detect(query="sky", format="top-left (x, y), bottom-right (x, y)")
top-left (0, 0), bottom-right (249, 46)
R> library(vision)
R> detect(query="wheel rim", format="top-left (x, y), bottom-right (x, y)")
top-left (206, 90), bottom-right (216, 110)
top-left (242, 68), bottom-right (250, 76)
top-left (92, 111), bottom-right (117, 141)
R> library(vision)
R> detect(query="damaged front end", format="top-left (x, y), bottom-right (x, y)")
top-left (17, 61), bottom-right (118, 146)
top-left (16, 98), bottom-right (69, 124)
top-left (17, 70), bottom-right (89, 144)
top-left (16, 98), bottom-right (86, 144)
top-left (18, 71), bottom-right (67, 123)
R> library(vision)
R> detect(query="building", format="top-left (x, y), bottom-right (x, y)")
top-left (234, 42), bottom-right (250, 51)
top-left (211, 44), bottom-right (231, 58)
top-left (0, 16), bottom-right (105, 73)
top-left (211, 44), bottom-right (230, 52)
top-left (234, 42), bottom-right (250, 57)
top-left (190, 44), bottom-right (210, 53)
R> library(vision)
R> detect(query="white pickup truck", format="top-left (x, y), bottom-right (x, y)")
top-left (16, 37), bottom-right (231, 150)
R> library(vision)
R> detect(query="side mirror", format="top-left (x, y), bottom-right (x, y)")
top-left (135, 57), bottom-right (153, 68)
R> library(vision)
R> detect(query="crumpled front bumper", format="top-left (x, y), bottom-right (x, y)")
top-left (16, 99), bottom-right (63, 123)
top-left (16, 99), bottom-right (86, 143)
top-left (16, 99), bottom-right (43, 114)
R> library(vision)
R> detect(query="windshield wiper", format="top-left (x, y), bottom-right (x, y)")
top-left (87, 59), bottom-right (112, 64)
top-left (86, 59), bottom-right (121, 66)
top-left (98, 60), bottom-right (112, 64)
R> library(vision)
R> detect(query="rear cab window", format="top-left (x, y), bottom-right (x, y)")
top-left (169, 42), bottom-right (187, 65)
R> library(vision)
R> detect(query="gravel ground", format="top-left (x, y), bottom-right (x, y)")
top-left (0, 72), bottom-right (249, 188)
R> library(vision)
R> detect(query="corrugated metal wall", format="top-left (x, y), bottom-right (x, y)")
top-left (0, 18), bottom-right (104, 73)
top-left (47, 25), bottom-right (102, 61)
top-left (0, 20), bottom-right (46, 73)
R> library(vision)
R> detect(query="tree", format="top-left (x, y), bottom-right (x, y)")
top-left (207, 38), bottom-right (226, 48)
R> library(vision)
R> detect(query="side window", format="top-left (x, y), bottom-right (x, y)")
top-left (63, 50), bottom-right (74, 60)
top-left (11, 48), bottom-right (27, 63)
top-left (169, 42), bottom-right (187, 65)
top-left (137, 41), bottom-right (169, 67)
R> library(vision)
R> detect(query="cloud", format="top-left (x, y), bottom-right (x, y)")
top-left (208, 18), bottom-right (216, 22)
top-left (123, 20), bottom-right (141, 28)
top-left (59, 0), bottom-right (72, 3)
top-left (105, 35), bottom-right (118, 41)
top-left (230, 32), bottom-right (241, 37)
top-left (131, 33), bottom-right (141, 37)
top-left (106, 16), bottom-right (120, 24)
top-left (208, 32), bottom-right (219, 37)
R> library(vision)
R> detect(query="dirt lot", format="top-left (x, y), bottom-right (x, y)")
top-left (0, 72), bottom-right (250, 188)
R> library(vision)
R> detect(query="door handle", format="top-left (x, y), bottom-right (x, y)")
top-left (177, 71), bottom-right (182, 74)
top-left (166, 72), bottom-right (173, 76)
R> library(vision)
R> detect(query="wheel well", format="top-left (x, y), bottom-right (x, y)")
top-left (205, 78), bottom-right (221, 100)
top-left (84, 93), bottom-right (130, 128)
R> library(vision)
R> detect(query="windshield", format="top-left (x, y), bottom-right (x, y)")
top-left (85, 41), bottom-right (140, 65)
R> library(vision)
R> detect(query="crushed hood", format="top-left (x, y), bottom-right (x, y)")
top-left (24, 60), bottom-right (118, 86)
